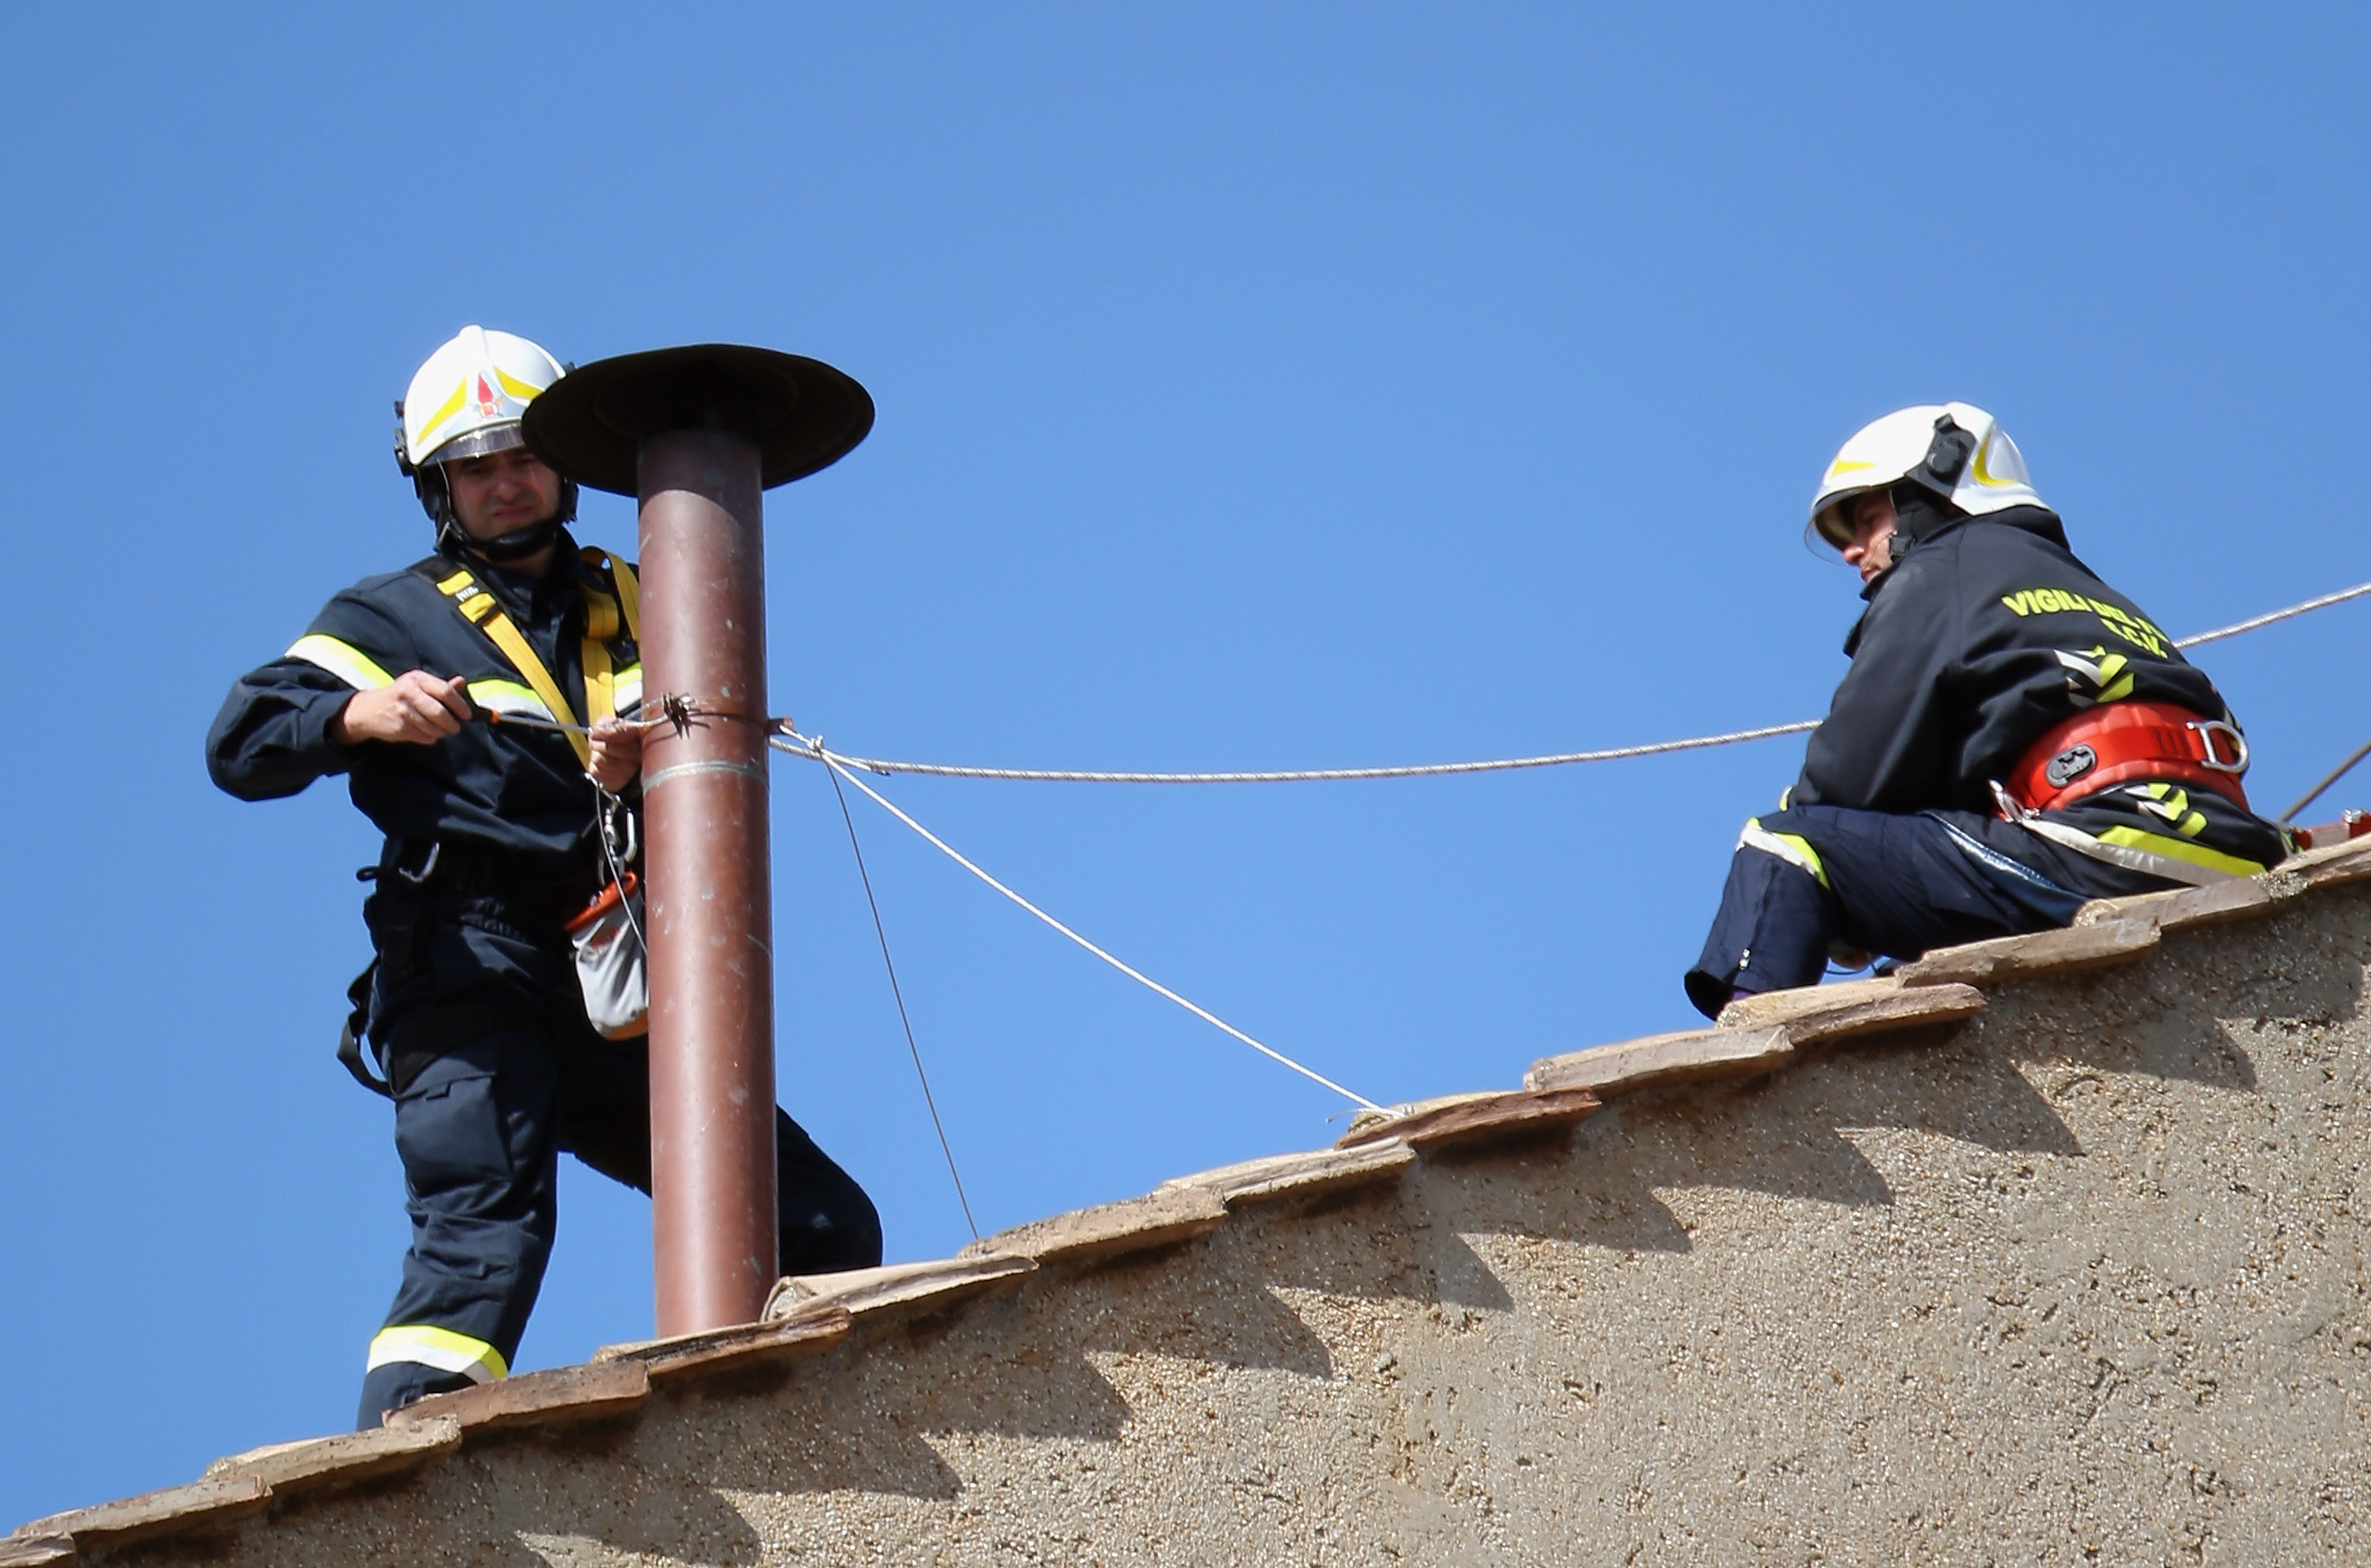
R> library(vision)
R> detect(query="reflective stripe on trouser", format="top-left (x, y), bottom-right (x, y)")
top-left (358, 1028), bottom-right (560, 1429)
top-left (1737, 816), bottom-right (1829, 889)
top-left (366, 1324), bottom-right (508, 1384)
top-left (355, 953), bottom-right (885, 1428)
top-left (1683, 802), bottom-right (2171, 1020)
top-left (2019, 817), bottom-right (2267, 887)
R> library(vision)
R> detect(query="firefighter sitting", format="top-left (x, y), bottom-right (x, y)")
top-left (1685, 403), bottom-right (2288, 1019)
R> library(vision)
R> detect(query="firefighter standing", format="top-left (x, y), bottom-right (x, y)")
top-left (1685, 403), bottom-right (2289, 1018)
top-left (207, 327), bottom-right (881, 1427)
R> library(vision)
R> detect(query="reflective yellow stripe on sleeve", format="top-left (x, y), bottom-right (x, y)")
top-left (465, 679), bottom-right (557, 721)
top-left (365, 1324), bottom-right (508, 1384)
top-left (612, 663), bottom-right (643, 716)
top-left (287, 634), bottom-right (395, 692)
top-left (1738, 817), bottom-right (1829, 889)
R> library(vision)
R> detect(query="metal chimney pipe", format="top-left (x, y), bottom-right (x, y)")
top-left (521, 345), bottom-right (873, 1337)
top-left (637, 427), bottom-right (778, 1334)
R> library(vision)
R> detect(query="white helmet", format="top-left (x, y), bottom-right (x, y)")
top-left (397, 325), bottom-right (566, 472)
top-left (1808, 402), bottom-right (2044, 549)
top-left (395, 327), bottom-right (573, 552)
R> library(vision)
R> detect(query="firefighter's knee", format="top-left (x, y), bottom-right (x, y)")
top-left (1735, 814), bottom-right (1832, 890)
top-left (1685, 816), bottom-right (1843, 1018)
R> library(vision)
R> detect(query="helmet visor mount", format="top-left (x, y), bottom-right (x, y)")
top-left (422, 421), bottom-right (527, 469)
top-left (1808, 479), bottom-right (1966, 563)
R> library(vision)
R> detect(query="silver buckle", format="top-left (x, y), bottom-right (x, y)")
top-left (2189, 720), bottom-right (2248, 774)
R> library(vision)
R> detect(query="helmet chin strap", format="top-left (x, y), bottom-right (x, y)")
top-left (422, 466), bottom-right (581, 565)
top-left (1887, 484), bottom-right (1958, 547)
top-left (461, 515), bottom-right (565, 562)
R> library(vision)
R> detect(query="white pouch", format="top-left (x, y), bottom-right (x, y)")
top-left (569, 873), bottom-right (649, 1040)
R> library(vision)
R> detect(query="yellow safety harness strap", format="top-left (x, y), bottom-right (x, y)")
top-left (576, 550), bottom-right (643, 728)
top-left (434, 568), bottom-right (590, 768)
top-left (599, 549), bottom-right (642, 643)
top-left (580, 593), bottom-right (617, 729)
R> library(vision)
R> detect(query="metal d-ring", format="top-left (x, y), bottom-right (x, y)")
top-left (2190, 719), bottom-right (2249, 773)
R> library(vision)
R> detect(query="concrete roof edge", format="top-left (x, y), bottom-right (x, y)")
top-left (18, 845), bottom-right (2369, 1552)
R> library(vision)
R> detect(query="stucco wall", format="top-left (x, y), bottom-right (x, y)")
top-left (90, 885), bottom-right (2371, 1565)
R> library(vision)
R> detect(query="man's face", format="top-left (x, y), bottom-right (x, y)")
top-left (1842, 489), bottom-right (1896, 586)
top-left (443, 444), bottom-right (562, 543)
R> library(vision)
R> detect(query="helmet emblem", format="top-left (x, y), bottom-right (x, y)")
top-left (475, 375), bottom-right (499, 416)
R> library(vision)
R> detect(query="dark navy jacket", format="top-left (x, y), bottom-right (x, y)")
top-left (207, 534), bottom-right (641, 886)
top-left (1796, 507), bottom-right (2284, 880)
top-left (207, 535), bottom-right (643, 1071)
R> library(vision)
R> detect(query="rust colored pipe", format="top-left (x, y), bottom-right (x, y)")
top-left (637, 426), bottom-right (778, 1336)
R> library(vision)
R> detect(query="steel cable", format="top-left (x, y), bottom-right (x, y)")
top-left (786, 577), bottom-right (2371, 786)
top-left (780, 733), bottom-right (1384, 1112)
top-left (823, 765), bottom-right (981, 1240)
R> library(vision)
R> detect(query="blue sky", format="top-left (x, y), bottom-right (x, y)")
top-left (5, 3), bottom-right (2367, 1526)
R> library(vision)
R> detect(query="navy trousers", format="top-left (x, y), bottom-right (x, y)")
top-left (1683, 802), bottom-right (2170, 1020)
top-left (357, 1025), bottom-right (881, 1427)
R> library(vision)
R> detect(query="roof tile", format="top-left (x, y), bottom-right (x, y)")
top-left (1343, 1091), bottom-right (1485, 1138)
top-left (12, 1475), bottom-right (269, 1554)
top-left (1719, 977), bottom-right (1985, 1044)
top-left (962, 1186), bottom-right (1229, 1266)
top-left (203, 1418), bottom-right (461, 1496)
top-left (1526, 1025), bottom-right (1793, 1097)
top-left (761, 1255), bottom-right (1037, 1324)
top-left (2074, 877), bottom-right (2282, 933)
top-left (388, 1360), bottom-right (649, 1436)
top-left (1159, 1141), bottom-right (1416, 1206)
top-left (593, 1307), bottom-right (853, 1384)
top-left (1895, 916), bottom-right (2159, 987)
top-left (1336, 1087), bottom-right (1600, 1151)
top-left (2291, 835), bottom-right (2371, 888)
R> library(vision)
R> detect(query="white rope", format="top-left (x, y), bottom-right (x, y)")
top-left (813, 717), bottom-right (1825, 785)
top-left (780, 734), bottom-right (1384, 1113)
top-left (2170, 578), bottom-right (2371, 650)
top-left (792, 577), bottom-right (2371, 786)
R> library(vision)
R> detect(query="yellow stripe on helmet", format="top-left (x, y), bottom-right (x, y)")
top-left (493, 366), bottom-right (548, 402)
top-left (412, 379), bottom-right (470, 449)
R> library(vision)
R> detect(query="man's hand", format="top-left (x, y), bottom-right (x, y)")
top-left (331, 671), bottom-right (472, 746)
top-left (588, 717), bottom-right (644, 793)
